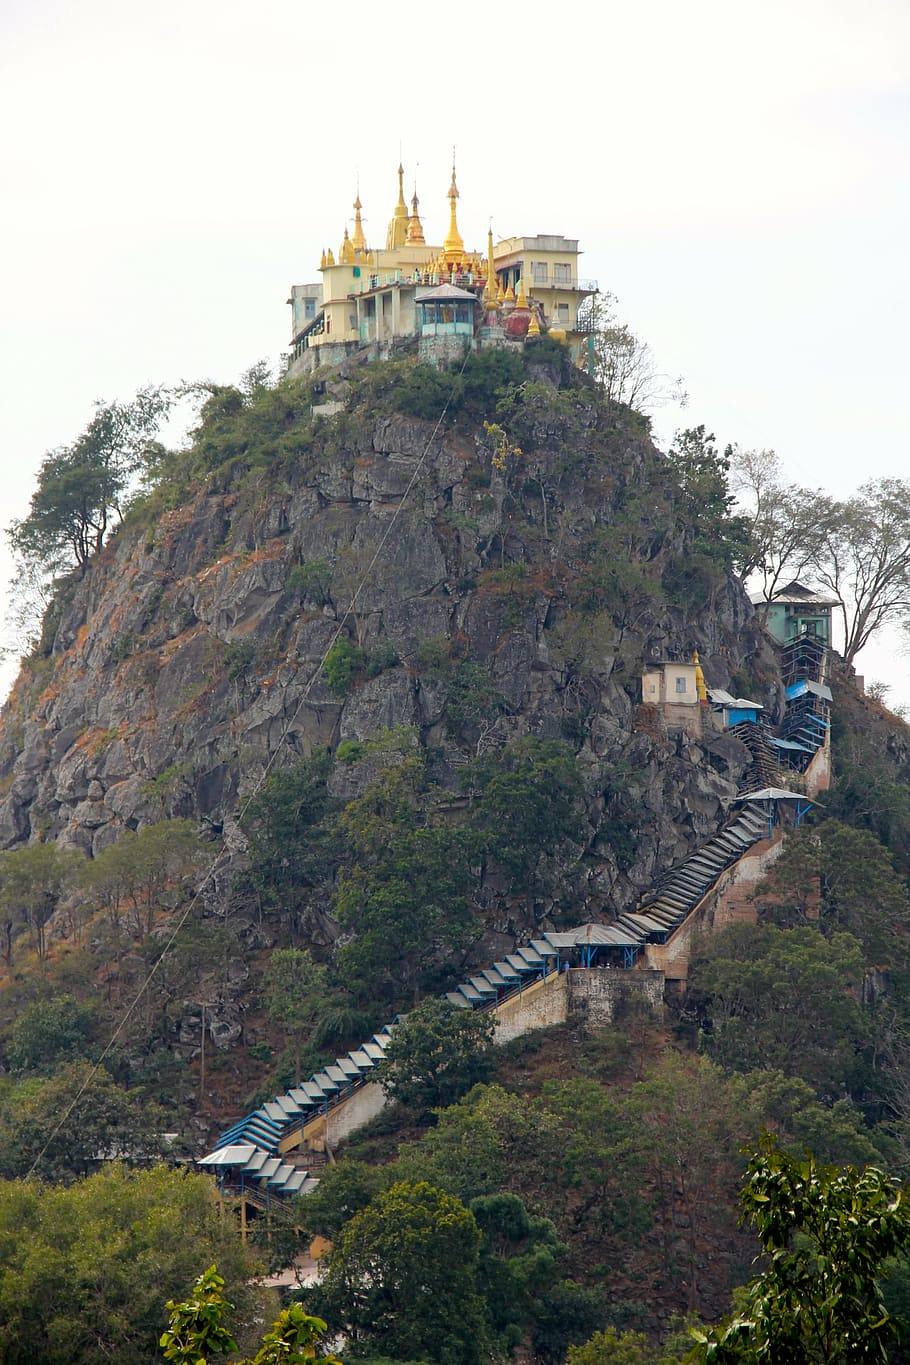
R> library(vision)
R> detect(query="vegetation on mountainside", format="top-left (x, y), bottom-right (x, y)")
top-left (0, 1166), bottom-right (260, 1365)
top-left (161, 1265), bottom-right (339, 1365)
top-left (1, 349), bottom-right (910, 1360)
top-left (691, 1138), bottom-right (910, 1362)
top-left (377, 998), bottom-right (495, 1115)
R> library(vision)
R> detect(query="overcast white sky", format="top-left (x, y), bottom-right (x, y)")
top-left (1, 0), bottom-right (908, 702)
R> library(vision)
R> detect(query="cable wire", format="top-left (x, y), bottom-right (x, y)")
top-left (25, 352), bottom-right (470, 1177)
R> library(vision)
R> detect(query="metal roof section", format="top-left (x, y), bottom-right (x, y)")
top-left (749, 579), bottom-right (838, 606)
top-left (199, 1144), bottom-right (259, 1166)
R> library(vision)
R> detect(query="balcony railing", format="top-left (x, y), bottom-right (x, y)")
top-left (530, 275), bottom-right (598, 293)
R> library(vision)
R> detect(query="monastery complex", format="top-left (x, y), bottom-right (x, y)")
top-left (286, 158), bottom-right (598, 375)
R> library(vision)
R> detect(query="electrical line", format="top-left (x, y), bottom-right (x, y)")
top-left (25, 351), bottom-right (470, 1178)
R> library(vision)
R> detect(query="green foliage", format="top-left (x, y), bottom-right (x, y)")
top-left (663, 426), bottom-right (755, 601)
top-left (288, 557), bottom-right (333, 605)
top-left (79, 819), bottom-right (206, 939)
top-left (7, 387), bottom-right (170, 577)
top-left (162, 1265), bottom-right (341, 1365)
top-left (691, 1137), bottom-right (910, 1362)
top-left (756, 818), bottom-right (910, 968)
top-left (690, 923), bottom-right (867, 1096)
top-left (0, 1166), bottom-right (257, 1365)
top-left (322, 638), bottom-right (399, 696)
top-left (160, 1265), bottom-right (240, 1363)
top-left (295, 1159), bottom-right (387, 1241)
top-left (224, 638), bottom-right (257, 681)
top-left (333, 757), bottom-right (479, 1002)
top-left (323, 637), bottom-right (367, 695)
top-left (0, 840), bottom-right (82, 964)
top-left (264, 948), bottom-right (327, 1084)
top-left (445, 660), bottom-right (505, 736)
top-left (352, 349), bottom-right (530, 426)
top-left (463, 737), bottom-right (586, 886)
top-left (5, 994), bottom-right (93, 1072)
top-left (336, 738), bottom-right (364, 763)
top-left (470, 1191), bottom-right (564, 1349)
top-left (566, 1327), bottom-right (654, 1365)
top-left (0, 1060), bottom-right (168, 1181)
top-left (311, 1180), bottom-right (488, 1365)
top-left (379, 998), bottom-right (495, 1114)
top-left (242, 751), bottom-right (336, 930)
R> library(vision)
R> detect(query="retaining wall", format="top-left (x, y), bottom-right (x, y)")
top-left (492, 971), bottom-right (569, 1043)
top-left (568, 967), bottom-right (665, 1030)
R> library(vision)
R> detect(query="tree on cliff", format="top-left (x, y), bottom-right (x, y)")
top-left (729, 445), bottom-right (833, 603)
top-left (264, 947), bottom-right (327, 1085)
top-left (378, 997), bottom-right (495, 1115)
top-left (7, 387), bottom-right (170, 580)
top-left (666, 426), bottom-right (754, 577)
top-left (0, 842), bottom-right (80, 966)
top-left (576, 291), bottom-right (686, 412)
top-left (689, 924), bottom-right (867, 1096)
top-left (807, 476), bottom-right (910, 667)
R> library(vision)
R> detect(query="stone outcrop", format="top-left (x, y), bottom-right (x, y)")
top-left (0, 399), bottom-right (771, 938)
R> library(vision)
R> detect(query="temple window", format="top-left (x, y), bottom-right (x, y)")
top-left (532, 262), bottom-right (548, 283)
top-left (554, 262), bottom-right (571, 283)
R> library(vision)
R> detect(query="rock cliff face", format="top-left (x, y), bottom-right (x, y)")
top-left (0, 378), bottom-right (773, 937)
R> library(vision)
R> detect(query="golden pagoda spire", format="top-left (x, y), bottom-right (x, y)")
top-left (483, 225), bottom-right (499, 308)
top-left (339, 225), bottom-right (355, 264)
top-left (406, 185), bottom-right (425, 244)
top-left (386, 162), bottom-right (409, 250)
top-left (442, 155), bottom-right (465, 265)
top-left (515, 271), bottom-right (527, 308)
top-left (325, 246), bottom-right (335, 266)
top-left (320, 248), bottom-right (327, 269)
top-left (692, 650), bottom-right (708, 702)
top-left (527, 304), bottom-right (541, 337)
top-left (351, 190), bottom-right (367, 252)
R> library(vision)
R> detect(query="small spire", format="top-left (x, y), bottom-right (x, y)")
top-left (386, 160), bottom-right (409, 249)
top-left (339, 226), bottom-right (355, 264)
top-left (527, 304), bottom-right (541, 337)
top-left (325, 246), bottom-right (335, 266)
top-left (320, 248), bottom-right (327, 269)
top-left (483, 225), bottom-right (499, 309)
top-left (351, 191), bottom-right (367, 252)
top-left (515, 271), bottom-right (527, 308)
top-left (692, 650), bottom-right (708, 703)
top-left (442, 154), bottom-right (465, 264)
top-left (406, 185), bottom-right (425, 244)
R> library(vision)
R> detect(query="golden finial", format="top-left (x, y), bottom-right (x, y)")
top-left (406, 185), bottom-right (425, 244)
top-left (496, 279), bottom-right (505, 304)
top-left (692, 650), bottom-right (708, 702)
top-left (483, 225), bottom-right (499, 309)
top-left (504, 281), bottom-right (516, 304)
top-left (325, 246), bottom-right (335, 266)
top-left (442, 154), bottom-right (465, 265)
top-left (527, 304), bottom-right (541, 337)
top-left (339, 226), bottom-right (355, 264)
top-left (515, 272), bottom-right (527, 308)
top-left (320, 248), bottom-right (327, 269)
top-left (386, 161), bottom-right (409, 249)
top-left (351, 192), bottom-right (367, 252)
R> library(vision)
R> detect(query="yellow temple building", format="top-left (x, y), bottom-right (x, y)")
top-left (287, 158), bottom-right (597, 375)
